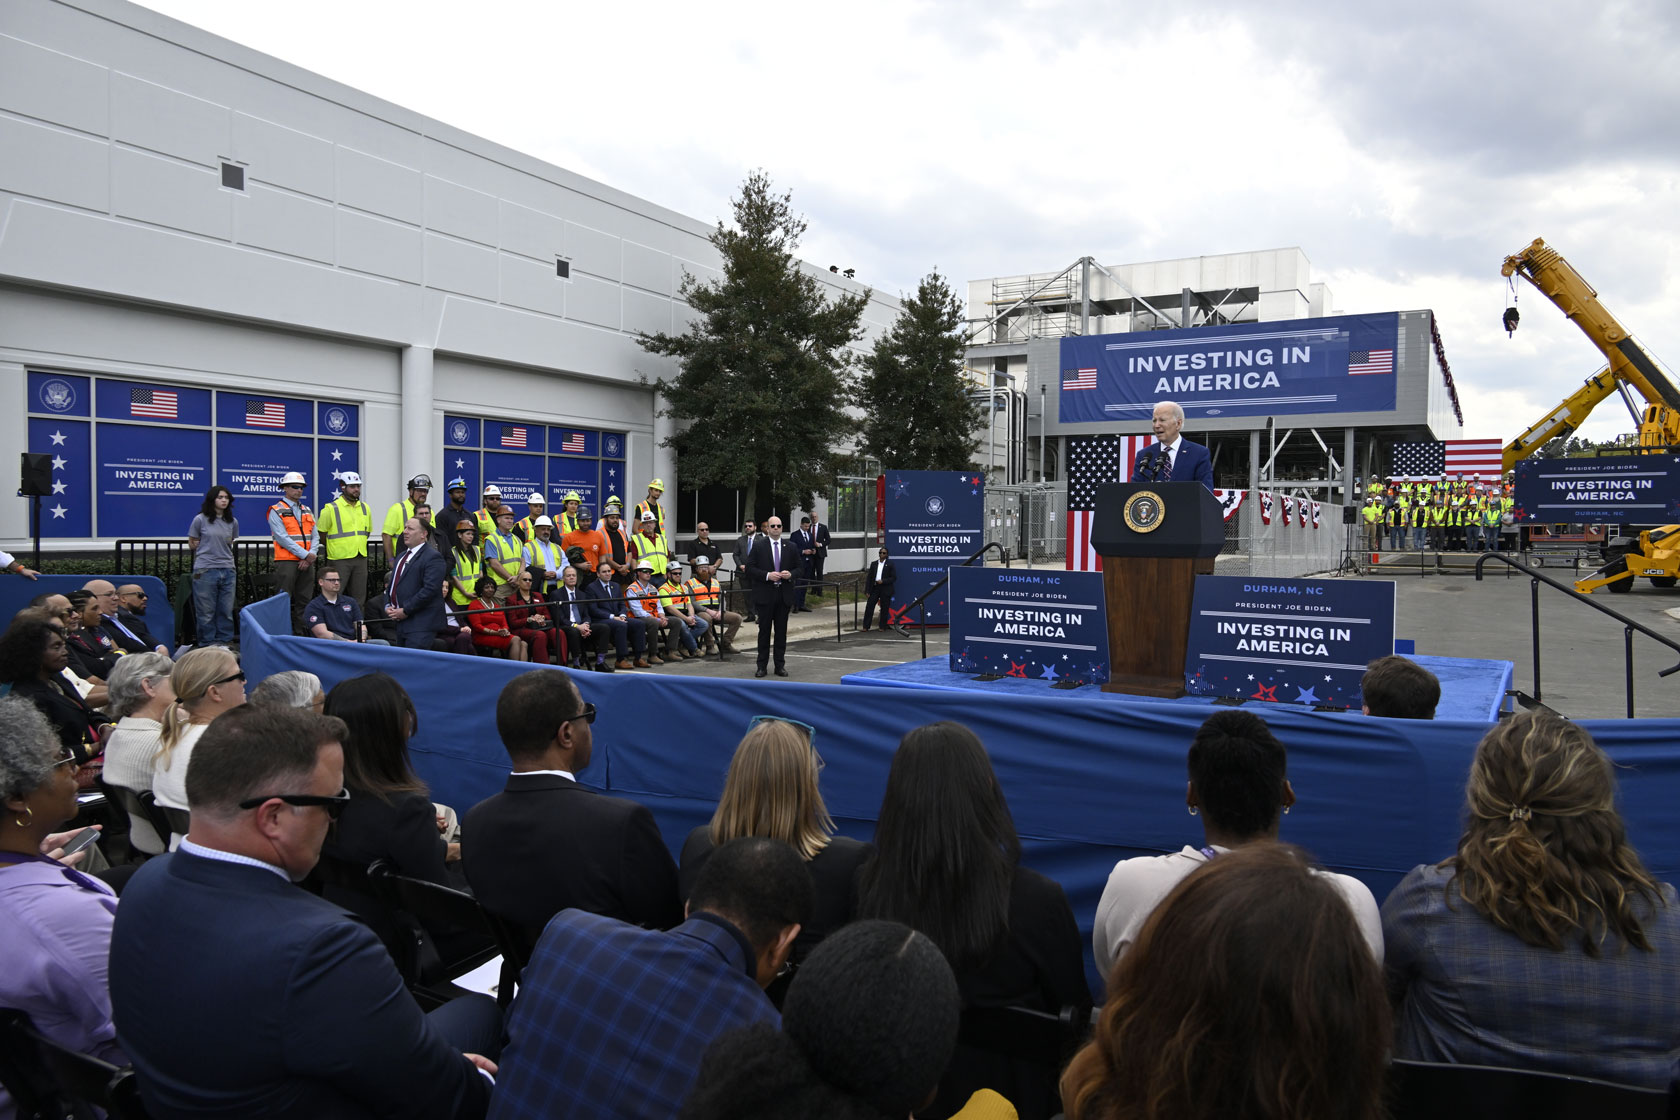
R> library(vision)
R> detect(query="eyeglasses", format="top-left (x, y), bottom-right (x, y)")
top-left (212, 671), bottom-right (247, 687)
top-left (238, 788), bottom-right (352, 819)
top-left (561, 702), bottom-right (596, 727)
top-left (748, 715), bottom-right (822, 768)
top-left (52, 747), bottom-right (79, 770)
top-left (128, 593), bottom-right (148, 600)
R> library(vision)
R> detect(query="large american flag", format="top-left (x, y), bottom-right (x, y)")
top-left (1066, 434), bottom-right (1154, 571)
top-left (1390, 438), bottom-right (1504, 481)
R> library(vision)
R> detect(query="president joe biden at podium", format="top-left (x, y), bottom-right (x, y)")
top-left (1132, 400), bottom-right (1214, 489)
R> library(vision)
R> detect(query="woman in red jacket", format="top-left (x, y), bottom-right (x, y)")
top-left (467, 577), bottom-right (527, 661)
top-left (505, 570), bottom-right (558, 665)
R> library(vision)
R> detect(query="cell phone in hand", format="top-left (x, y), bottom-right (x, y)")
top-left (60, 827), bottom-right (100, 857)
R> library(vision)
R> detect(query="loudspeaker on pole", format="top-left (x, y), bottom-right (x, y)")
top-left (19, 453), bottom-right (52, 497)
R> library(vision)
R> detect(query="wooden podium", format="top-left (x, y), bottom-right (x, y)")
top-left (1092, 482), bottom-right (1224, 698)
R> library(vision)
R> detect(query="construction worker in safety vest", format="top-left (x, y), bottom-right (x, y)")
top-left (447, 521), bottom-right (483, 608)
top-left (557, 491), bottom-right (585, 535)
top-left (1425, 497), bottom-right (1448, 552)
top-left (685, 557), bottom-right (740, 657)
top-left (381, 474), bottom-right (431, 560)
top-left (1384, 494), bottom-right (1408, 552)
top-left (563, 507), bottom-right (608, 575)
top-left (522, 516), bottom-right (565, 599)
top-left (1361, 495), bottom-right (1384, 554)
top-left (625, 561), bottom-right (669, 665)
top-left (634, 479), bottom-right (667, 538)
top-left (598, 498), bottom-right (634, 590)
top-left (474, 485), bottom-right (505, 540)
top-left (631, 511), bottom-right (670, 579)
top-left (515, 492), bottom-right (547, 543)
top-left (659, 561), bottom-right (709, 659)
top-left (320, 470), bottom-right (372, 605)
top-left (483, 506), bottom-right (524, 603)
top-left (268, 470), bottom-right (318, 630)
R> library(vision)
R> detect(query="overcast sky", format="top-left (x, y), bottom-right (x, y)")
top-left (141, 0), bottom-right (1680, 443)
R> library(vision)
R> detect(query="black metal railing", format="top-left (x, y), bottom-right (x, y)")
top-left (891, 542), bottom-right (1013, 660)
top-left (1474, 552), bottom-right (1680, 718)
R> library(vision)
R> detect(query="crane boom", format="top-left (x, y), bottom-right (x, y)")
top-left (1501, 366), bottom-right (1619, 472)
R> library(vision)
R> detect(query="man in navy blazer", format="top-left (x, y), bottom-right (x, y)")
top-left (384, 515), bottom-right (449, 648)
top-left (1131, 400), bottom-right (1215, 489)
top-left (109, 705), bottom-right (499, 1119)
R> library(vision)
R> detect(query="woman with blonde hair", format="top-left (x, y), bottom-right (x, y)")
top-left (1382, 710), bottom-right (1680, 1088)
top-left (150, 646), bottom-right (245, 816)
top-left (679, 716), bottom-right (870, 997)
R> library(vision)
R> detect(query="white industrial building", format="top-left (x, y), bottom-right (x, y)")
top-left (0, 0), bottom-right (900, 561)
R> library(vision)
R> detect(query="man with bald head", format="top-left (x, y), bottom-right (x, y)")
top-left (1132, 400), bottom-right (1214, 489)
top-left (84, 579), bottom-right (169, 657)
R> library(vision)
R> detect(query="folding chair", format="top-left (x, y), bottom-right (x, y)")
top-left (0, 1008), bottom-right (150, 1120)
top-left (1385, 1058), bottom-right (1671, 1120)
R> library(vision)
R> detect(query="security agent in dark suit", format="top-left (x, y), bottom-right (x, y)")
top-left (863, 547), bottom-right (897, 631)
top-left (789, 519), bottom-right (816, 612)
top-left (733, 519), bottom-right (760, 622)
top-left (745, 516), bottom-right (798, 677)
top-left (462, 669), bottom-right (682, 952)
top-left (383, 516), bottom-right (449, 649)
top-left (109, 705), bottom-right (500, 1120)
top-left (1131, 400), bottom-right (1215, 489)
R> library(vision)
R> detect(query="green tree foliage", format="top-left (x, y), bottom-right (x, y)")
top-left (855, 270), bottom-right (982, 471)
top-left (638, 171), bottom-right (870, 517)
top-left (1536, 433), bottom-right (1639, 458)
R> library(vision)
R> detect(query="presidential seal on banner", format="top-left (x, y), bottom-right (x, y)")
top-left (1123, 489), bottom-right (1165, 534)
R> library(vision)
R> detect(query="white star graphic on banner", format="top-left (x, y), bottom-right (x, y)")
top-left (49, 431), bottom-right (66, 446)
top-left (331, 449), bottom-right (342, 461)
top-left (455, 458), bottom-right (464, 469)
top-left (49, 504), bottom-right (67, 519)
top-left (51, 456), bottom-right (67, 471)
top-left (331, 470), bottom-right (342, 481)
top-left (607, 468), bottom-right (616, 479)
top-left (52, 481), bottom-right (67, 494)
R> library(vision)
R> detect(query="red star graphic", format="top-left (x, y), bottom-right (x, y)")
top-left (1251, 682), bottom-right (1278, 702)
top-left (1007, 661), bottom-right (1028, 678)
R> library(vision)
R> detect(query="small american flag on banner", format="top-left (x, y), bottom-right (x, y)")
top-left (1347, 349), bottom-right (1394, 375)
top-left (501, 427), bottom-right (528, 449)
top-left (130, 387), bottom-right (178, 419)
top-left (1062, 367), bottom-right (1098, 391)
top-left (561, 432), bottom-right (586, 453)
top-left (245, 400), bottom-right (286, 428)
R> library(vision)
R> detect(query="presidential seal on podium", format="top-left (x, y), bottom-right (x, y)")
top-left (1123, 489), bottom-right (1165, 534)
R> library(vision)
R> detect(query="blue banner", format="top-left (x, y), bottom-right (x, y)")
top-left (1058, 312), bottom-right (1399, 423)
top-left (29, 418), bottom-right (91, 537)
top-left (601, 431), bottom-right (627, 460)
top-left (547, 458), bottom-right (601, 514)
top-left (1184, 575), bottom-right (1396, 709)
top-left (28, 372), bottom-right (90, 418)
top-left (217, 432), bottom-right (312, 515)
top-left (600, 459), bottom-right (625, 503)
top-left (949, 567), bottom-right (1109, 685)
top-left (884, 470), bottom-right (985, 625)
top-left (318, 401), bottom-right (358, 439)
top-left (487, 420), bottom-right (542, 453)
top-left (445, 415), bottom-right (481, 449)
top-left (549, 428), bottom-right (598, 457)
top-left (97, 424), bottom-right (211, 538)
top-left (97, 379), bottom-right (212, 427)
top-left (482, 451), bottom-right (546, 504)
top-left (317, 440), bottom-right (361, 511)
top-left (215, 391), bottom-right (311, 433)
top-left (1512, 455), bottom-right (1680, 524)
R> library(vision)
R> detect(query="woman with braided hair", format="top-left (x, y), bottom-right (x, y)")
top-left (1381, 710), bottom-right (1680, 1088)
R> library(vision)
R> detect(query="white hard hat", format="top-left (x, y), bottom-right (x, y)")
top-left (534, 515), bottom-right (554, 527)
top-left (528, 492), bottom-right (547, 504)
top-left (339, 471), bottom-right (363, 486)
top-left (482, 484), bottom-right (501, 497)
top-left (281, 471), bottom-right (307, 486)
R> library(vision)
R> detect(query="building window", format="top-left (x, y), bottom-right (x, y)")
top-left (830, 474), bottom-right (873, 534)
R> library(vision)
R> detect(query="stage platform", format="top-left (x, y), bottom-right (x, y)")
top-left (840, 654), bottom-right (1514, 724)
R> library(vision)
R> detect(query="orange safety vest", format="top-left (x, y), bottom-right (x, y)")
top-left (662, 582), bottom-right (691, 613)
top-left (631, 581), bottom-right (664, 618)
top-left (600, 523), bottom-right (632, 573)
top-left (269, 501), bottom-right (316, 562)
top-left (684, 577), bottom-right (720, 609)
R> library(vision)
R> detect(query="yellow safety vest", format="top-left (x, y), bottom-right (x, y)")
top-left (475, 507), bottom-right (503, 539)
top-left (484, 531), bottom-right (523, 586)
top-left (524, 537), bottom-right (564, 590)
top-left (382, 499), bottom-right (417, 543)
top-left (559, 509), bottom-right (583, 535)
top-left (320, 498), bottom-right (371, 560)
top-left (1362, 503), bottom-right (1382, 524)
top-left (450, 549), bottom-right (483, 606)
top-left (633, 531), bottom-right (669, 577)
top-left (635, 498), bottom-right (665, 534)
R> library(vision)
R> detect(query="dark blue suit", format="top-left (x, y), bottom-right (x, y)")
top-left (579, 575), bottom-right (642, 658)
top-left (1133, 438), bottom-right (1215, 489)
top-left (388, 542), bottom-right (448, 648)
top-left (109, 850), bottom-right (492, 1119)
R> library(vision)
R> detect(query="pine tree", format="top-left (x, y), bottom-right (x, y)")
top-left (856, 270), bottom-right (982, 471)
top-left (638, 171), bottom-right (870, 517)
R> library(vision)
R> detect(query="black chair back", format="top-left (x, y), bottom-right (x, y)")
top-left (160, 806), bottom-right (190, 847)
top-left (1386, 1058), bottom-right (1670, 1120)
top-left (957, 1003), bottom-right (1091, 1069)
top-left (0, 1008), bottom-right (151, 1120)
top-left (365, 861), bottom-right (508, 1006)
top-left (98, 779), bottom-right (168, 857)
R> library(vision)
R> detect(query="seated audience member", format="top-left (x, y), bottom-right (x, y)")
top-left (1093, 710), bottom-right (1383, 979)
top-left (625, 560), bottom-right (672, 663)
top-left (304, 569), bottom-right (389, 646)
top-left (109, 706), bottom-right (500, 1119)
top-left (1360, 654), bottom-right (1441, 719)
top-left (1062, 844), bottom-right (1389, 1120)
top-left (0, 698), bottom-right (125, 1117)
top-left (491, 837), bottom-right (812, 1120)
top-left (151, 647), bottom-right (246, 814)
top-left (66, 590), bottom-right (122, 680)
top-left (116, 584), bottom-right (163, 648)
top-left (683, 920), bottom-right (973, 1120)
top-left (685, 558), bottom-right (740, 657)
top-left (467, 576), bottom-right (527, 661)
top-left (549, 565), bottom-right (602, 670)
top-left (1382, 710), bottom-right (1680, 1088)
top-left (576, 560), bottom-right (644, 669)
top-left (101, 652), bottom-right (175, 854)
top-left (29, 593), bottom-right (106, 695)
top-left (856, 722), bottom-right (1089, 1120)
top-left (661, 561), bottom-right (709, 659)
top-left (463, 670), bottom-right (681, 951)
top-left (0, 615), bottom-right (111, 760)
top-left (85, 579), bottom-right (168, 657)
top-left (505, 570), bottom-right (558, 666)
top-left (680, 715), bottom-right (870, 1002)
top-left (247, 670), bottom-right (325, 712)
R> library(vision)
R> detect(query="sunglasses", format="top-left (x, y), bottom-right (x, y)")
top-left (748, 715), bottom-right (821, 767)
top-left (238, 787), bottom-right (352, 819)
top-left (561, 702), bottom-right (597, 727)
top-left (212, 671), bottom-right (247, 686)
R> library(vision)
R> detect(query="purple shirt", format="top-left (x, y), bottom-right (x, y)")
top-left (0, 854), bottom-right (123, 1119)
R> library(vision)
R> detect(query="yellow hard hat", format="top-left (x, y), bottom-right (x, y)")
top-left (647, 478), bottom-right (665, 492)
top-left (563, 490), bottom-right (582, 503)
